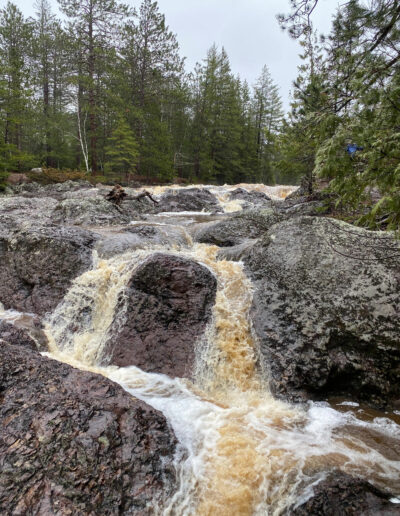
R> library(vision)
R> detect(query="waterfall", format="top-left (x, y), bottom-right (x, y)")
top-left (41, 233), bottom-right (400, 515)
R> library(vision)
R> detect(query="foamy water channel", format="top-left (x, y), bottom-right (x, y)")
top-left (1, 184), bottom-right (399, 515)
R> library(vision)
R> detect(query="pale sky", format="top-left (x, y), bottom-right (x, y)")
top-left (8, 0), bottom-right (340, 111)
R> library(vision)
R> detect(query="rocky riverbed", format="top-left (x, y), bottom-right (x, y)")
top-left (0, 180), bottom-right (399, 514)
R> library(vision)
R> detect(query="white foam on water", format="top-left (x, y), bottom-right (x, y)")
top-left (35, 204), bottom-right (400, 515)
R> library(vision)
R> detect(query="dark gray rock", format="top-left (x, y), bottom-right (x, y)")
top-left (95, 224), bottom-right (190, 259)
top-left (104, 253), bottom-right (217, 377)
top-left (194, 208), bottom-right (282, 247)
top-left (229, 187), bottom-right (272, 205)
top-left (0, 196), bottom-right (58, 226)
top-left (0, 223), bottom-right (96, 316)
top-left (292, 471), bottom-right (400, 515)
top-left (244, 216), bottom-right (400, 408)
top-left (0, 342), bottom-right (177, 515)
top-left (7, 180), bottom-right (93, 199)
top-left (52, 197), bottom-right (130, 226)
top-left (156, 187), bottom-right (222, 213)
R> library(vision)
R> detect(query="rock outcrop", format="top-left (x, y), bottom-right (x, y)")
top-left (292, 471), bottom-right (400, 515)
top-left (0, 321), bottom-right (38, 350)
top-left (0, 196), bottom-right (58, 226)
top-left (0, 342), bottom-right (177, 515)
top-left (105, 253), bottom-right (217, 377)
top-left (0, 224), bottom-right (96, 315)
top-left (52, 197), bottom-right (130, 226)
top-left (156, 187), bottom-right (222, 213)
top-left (244, 216), bottom-right (400, 408)
top-left (229, 187), bottom-right (272, 205)
top-left (194, 208), bottom-right (282, 247)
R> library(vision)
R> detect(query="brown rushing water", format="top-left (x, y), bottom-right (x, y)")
top-left (1, 184), bottom-right (399, 515)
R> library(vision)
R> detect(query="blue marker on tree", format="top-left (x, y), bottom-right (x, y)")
top-left (346, 143), bottom-right (364, 156)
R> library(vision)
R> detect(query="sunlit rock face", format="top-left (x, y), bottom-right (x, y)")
top-left (244, 216), bottom-right (400, 408)
top-left (104, 253), bottom-right (217, 377)
top-left (0, 342), bottom-right (177, 515)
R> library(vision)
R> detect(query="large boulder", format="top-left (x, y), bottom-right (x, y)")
top-left (105, 253), bottom-right (217, 377)
top-left (95, 224), bottom-right (190, 259)
top-left (0, 196), bottom-right (58, 226)
top-left (244, 216), bottom-right (400, 408)
top-left (0, 342), bottom-right (177, 515)
top-left (52, 197), bottom-right (130, 226)
top-left (156, 187), bottom-right (222, 213)
top-left (292, 471), bottom-right (400, 515)
top-left (194, 208), bottom-right (282, 247)
top-left (0, 223), bottom-right (96, 315)
top-left (229, 187), bottom-right (272, 206)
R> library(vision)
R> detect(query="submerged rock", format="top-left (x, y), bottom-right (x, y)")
top-left (0, 223), bottom-right (96, 315)
top-left (156, 187), bottom-right (222, 213)
top-left (244, 216), bottom-right (400, 408)
top-left (292, 471), bottom-right (400, 515)
top-left (0, 342), bottom-right (177, 515)
top-left (105, 253), bottom-right (217, 377)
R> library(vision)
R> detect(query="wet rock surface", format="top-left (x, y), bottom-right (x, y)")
top-left (292, 471), bottom-right (400, 515)
top-left (0, 320), bottom-right (38, 350)
top-left (0, 223), bottom-right (96, 315)
top-left (0, 195), bottom-right (58, 226)
top-left (52, 196), bottom-right (130, 226)
top-left (6, 179), bottom-right (93, 199)
top-left (244, 216), bottom-right (400, 408)
top-left (105, 253), bottom-right (217, 377)
top-left (229, 187), bottom-right (272, 205)
top-left (156, 187), bottom-right (222, 213)
top-left (0, 342), bottom-right (177, 515)
top-left (194, 208), bottom-right (282, 247)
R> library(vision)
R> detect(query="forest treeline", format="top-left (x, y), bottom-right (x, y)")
top-left (0, 0), bottom-right (399, 230)
top-left (0, 0), bottom-right (284, 186)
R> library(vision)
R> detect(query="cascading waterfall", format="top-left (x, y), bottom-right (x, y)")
top-left (40, 234), bottom-right (400, 515)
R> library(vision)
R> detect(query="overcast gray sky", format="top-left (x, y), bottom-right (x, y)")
top-left (8, 0), bottom-right (340, 110)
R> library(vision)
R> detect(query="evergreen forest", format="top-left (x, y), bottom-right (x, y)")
top-left (0, 0), bottom-right (399, 229)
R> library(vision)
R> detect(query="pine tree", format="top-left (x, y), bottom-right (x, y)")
top-left (57, 0), bottom-right (130, 174)
top-left (120, 0), bottom-right (184, 181)
top-left (0, 2), bottom-right (34, 170)
top-left (253, 65), bottom-right (283, 183)
top-left (104, 117), bottom-right (139, 181)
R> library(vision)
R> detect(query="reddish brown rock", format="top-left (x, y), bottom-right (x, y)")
top-left (0, 342), bottom-right (177, 515)
top-left (0, 320), bottom-right (38, 350)
top-left (106, 253), bottom-right (217, 377)
top-left (292, 471), bottom-right (400, 515)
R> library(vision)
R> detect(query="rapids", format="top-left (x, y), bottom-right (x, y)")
top-left (1, 184), bottom-right (400, 515)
